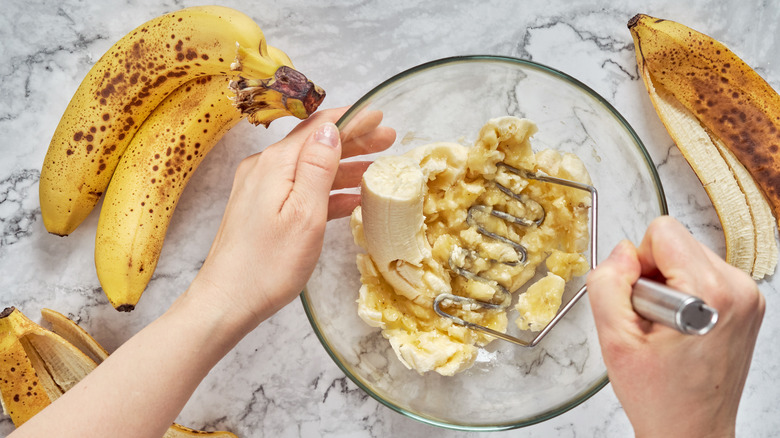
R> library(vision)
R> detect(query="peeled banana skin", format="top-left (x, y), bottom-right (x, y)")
top-left (629, 14), bottom-right (779, 279)
top-left (629, 14), bottom-right (780, 222)
top-left (0, 307), bottom-right (237, 437)
top-left (0, 307), bottom-right (52, 425)
top-left (39, 5), bottom-right (324, 236)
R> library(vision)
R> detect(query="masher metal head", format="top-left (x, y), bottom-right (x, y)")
top-left (433, 162), bottom-right (719, 346)
top-left (433, 162), bottom-right (599, 347)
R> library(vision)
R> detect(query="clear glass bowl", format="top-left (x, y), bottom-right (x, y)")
top-left (301, 55), bottom-right (667, 431)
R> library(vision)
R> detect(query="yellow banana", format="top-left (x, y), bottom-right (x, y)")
top-left (94, 64), bottom-right (321, 311)
top-left (40, 5), bottom-right (324, 236)
top-left (629, 14), bottom-right (778, 279)
top-left (93, 76), bottom-right (235, 310)
top-left (0, 307), bottom-right (237, 437)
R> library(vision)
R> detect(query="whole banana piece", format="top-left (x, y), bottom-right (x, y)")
top-left (629, 14), bottom-right (778, 279)
top-left (95, 66), bottom-right (319, 311)
top-left (40, 6), bottom-right (323, 236)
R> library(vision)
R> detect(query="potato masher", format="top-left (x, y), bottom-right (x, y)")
top-left (433, 162), bottom-right (718, 347)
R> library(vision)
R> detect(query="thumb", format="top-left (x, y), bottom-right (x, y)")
top-left (290, 122), bottom-right (342, 218)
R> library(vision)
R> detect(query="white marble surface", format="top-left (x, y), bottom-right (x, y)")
top-left (1, 0), bottom-right (778, 436)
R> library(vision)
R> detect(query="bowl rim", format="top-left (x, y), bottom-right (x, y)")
top-left (301, 54), bottom-right (668, 431)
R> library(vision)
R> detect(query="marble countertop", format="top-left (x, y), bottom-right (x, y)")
top-left (1, 0), bottom-right (778, 436)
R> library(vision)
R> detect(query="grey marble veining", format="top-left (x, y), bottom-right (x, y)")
top-left (1, 0), bottom-right (779, 437)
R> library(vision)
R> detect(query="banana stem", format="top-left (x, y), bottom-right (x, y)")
top-left (230, 66), bottom-right (325, 121)
top-left (231, 44), bottom-right (297, 79)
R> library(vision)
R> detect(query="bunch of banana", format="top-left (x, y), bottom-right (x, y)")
top-left (40, 4), bottom-right (324, 235)
top-left (0, 306), bottom-right (236, 436)
top-left (39, 6), bottom-right (325, 310)
top-left (629, 14), bottom-right (779, 279)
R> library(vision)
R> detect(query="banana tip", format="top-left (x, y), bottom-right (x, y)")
top-left (115, 304), bottom-right (135, 312)
top-left (628, 13), bottom-right (664, 29)
top-left (627, 14), bottom-right (645, 29)
top-left (0, 307), bottom-right (15, 318)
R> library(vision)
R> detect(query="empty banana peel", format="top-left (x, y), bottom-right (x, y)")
top-left (629, 13), bottom-right (779, 279)
top-left (0, 307), bottom-right (236, 437)
top-left (40, 308), bottom-right (109, 364)
top-left (0, 307), bottom-right (55, 425)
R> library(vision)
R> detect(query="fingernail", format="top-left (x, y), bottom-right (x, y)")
top-left (314, 122), bottom-right (340, 148)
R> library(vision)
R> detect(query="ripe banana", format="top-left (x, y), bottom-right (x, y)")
top-left (40, 5), bottom-right (324, 236)
top-left (0, 307), bottom-right (236, 437)
top-left (629, 14), bottom-right (778, 279)
top-left (93, 75), bottom-right (241, 311)
top-left (94, 69), bottom-right (317, 311)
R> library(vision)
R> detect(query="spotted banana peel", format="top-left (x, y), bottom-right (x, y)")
top-left (629, 13), bottom-right (778, 279)
top-left (0, 307), bottom-right (237, 437)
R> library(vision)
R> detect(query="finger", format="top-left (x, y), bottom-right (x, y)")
top-left (342, 126), bottom-right (396, 158)
top-left (287, 122), bottom-right (342, 222)
top-left (696, 232), bottom-right (765, 318)
top-left (341, 109), bottom-right (384, 137)
top-left (276, 107), bottom-right (350, 150)
top-left (332, 161), bottom-right (371, 190)
top-left (587, 239), bottom-right (648, 334)
top-left (258, 108), bottom-right (349, 195)
top-left (328, 193), bottom-right (361, 220)
top-left (259, 106), bottom-right (349, 175)
top-left (636, 216), bottom-right (714, 299)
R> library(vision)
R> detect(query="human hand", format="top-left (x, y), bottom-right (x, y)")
top-left (6, 109), bottom-right (395, 438)
top-left (185, 107), bottom-right (395, 329)
top-left (586, 216), bottom-right (765, 438)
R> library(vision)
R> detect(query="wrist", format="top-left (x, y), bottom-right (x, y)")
top-left (168, 277), bottom-right (260, 354)
top-left (635, 430), bottom-right (735, 438)
top-left (631, 415), bottom-right (736, 438)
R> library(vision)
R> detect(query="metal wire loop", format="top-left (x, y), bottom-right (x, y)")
top-left (434, 167), bottom-right (598, 347)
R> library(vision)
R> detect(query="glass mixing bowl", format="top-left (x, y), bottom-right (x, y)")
top-left (301, 55), bottom-right (667, 431)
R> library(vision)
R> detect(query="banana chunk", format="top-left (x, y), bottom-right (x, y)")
top-left (351, 117), bottom-right (591, 376)
top-left (359, 155), bottom-right (451, 302)
top-left (515, 273), bottom-right (566, 331)
top-left (361, 155), bottom-right (429, 270)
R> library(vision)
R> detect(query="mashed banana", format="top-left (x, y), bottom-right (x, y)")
top-left (350, 117), bottom-right (591, 375)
